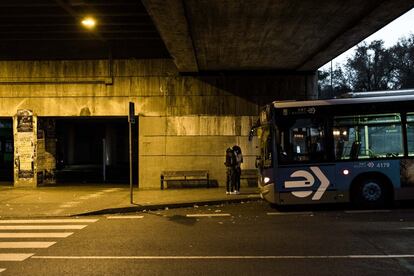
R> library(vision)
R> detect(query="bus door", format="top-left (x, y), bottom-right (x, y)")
top-left (275, 116), bottom-right (339, 204)
top-left (276, 165), bottom-right (337, 204)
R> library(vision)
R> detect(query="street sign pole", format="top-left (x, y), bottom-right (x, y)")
top-left (128, 102), bottom-right (135, 204)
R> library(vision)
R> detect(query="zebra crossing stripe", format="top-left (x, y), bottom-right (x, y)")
top-left (0, 242), bottom-right (56, 248)
top-left (0, 219), bottom-right (98, 224)
top-left (0, 253), bottom-right (34, 261)
top-left (0, 268), bottom-right (5, 273)
top-left (0, 225), bottom-right (87, 230)
top-left (0, 232), bottom-right (73, 238)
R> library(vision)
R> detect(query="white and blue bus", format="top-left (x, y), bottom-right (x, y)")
top-left (254, 90), bottom-right (414, 207)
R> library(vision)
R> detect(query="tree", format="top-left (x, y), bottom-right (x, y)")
top-left (318, 65), bottom-right (351, 98)
top-left (318, 37), bottom-right (414, 96)
top-left (390, 34), bottom-right (414, 89)
top-left (345, 40), bottom-right (394, 91)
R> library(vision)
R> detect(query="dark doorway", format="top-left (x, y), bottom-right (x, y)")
top-left (0, 118), bottom-right (13, 183)
top-left (54, 117), bottom-right (138, 184)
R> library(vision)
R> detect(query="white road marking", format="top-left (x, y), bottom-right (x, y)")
top-left (0, 225), bottom-right (87, 230)
top-left (186, 213), bottom-right (231, 217)
top-left (0, 253), bottom-right (34, 261)
top-left (59, 202), bottom-right (80, 208)
top-left (267, 212), bottom-right (314, 216)
top-left (51, 209), bottom-right (64, 214)
top-left (0, 219), bottom-right (98, 224)
top-left (401, 227), bottom-right (414, 230)
top-left (0, 268), bottom-right (5, 273)
top-left (0, 232), bottom-right (73, 238)
top-left (103, 188), bottom-right (122, 192)
top-left (0, 242), bottom-right (56, 248)
top-left (106, 216), bottom-right (144, 219)
top-left (59, 204), bottom-right (74, 208)
top-left (31, 254), bottom-right (414, 260)
top-left (345, 210), bottom-right (391, 214)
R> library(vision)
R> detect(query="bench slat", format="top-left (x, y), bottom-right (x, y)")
top-left (161, 170), bottom-right (209, 190)
top-left (240, 169), bottom-right (258, 178)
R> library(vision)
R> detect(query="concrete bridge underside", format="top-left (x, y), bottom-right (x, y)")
top-left (143, 0), bottom-right (414, 72)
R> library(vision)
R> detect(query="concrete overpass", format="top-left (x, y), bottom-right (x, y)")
top-left (143, 0), bottom-right (413, 72)
top-left (1, 0), bottom-right (412, 73)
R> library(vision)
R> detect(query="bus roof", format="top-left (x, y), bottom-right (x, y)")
top-left (273, 90), bottom-right (414, 109)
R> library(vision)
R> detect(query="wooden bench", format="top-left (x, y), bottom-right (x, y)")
top-left (160, 170), bottom-right (209, 190)
top-left (240, 169), bottom-right (258, 187)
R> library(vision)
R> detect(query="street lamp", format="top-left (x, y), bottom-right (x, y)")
top-left (81, 16), bottom-right (96, 29)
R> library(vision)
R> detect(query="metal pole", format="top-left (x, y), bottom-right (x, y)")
top-left (128, 102), bottom-right (135, 205)
top-left (136, 116), bottom-right (139, 189)
top-left (129, 120), bottom-right (133, 204)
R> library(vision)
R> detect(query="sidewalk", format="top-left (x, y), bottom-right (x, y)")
top-left (0, 185), bottom-right (261, 218)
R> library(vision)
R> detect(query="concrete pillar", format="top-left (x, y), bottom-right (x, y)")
top-left (13, 109), bottom-right (37, 187)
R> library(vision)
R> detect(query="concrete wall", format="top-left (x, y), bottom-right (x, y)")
top-left (0, 59), bottom-right (317, 188)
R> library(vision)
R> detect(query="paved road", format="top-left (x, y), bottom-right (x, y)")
top-left (1, 201), bottom-right (414, 275)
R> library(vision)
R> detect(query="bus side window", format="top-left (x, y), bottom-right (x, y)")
top-left (334, 113), bottom-right (403, 160)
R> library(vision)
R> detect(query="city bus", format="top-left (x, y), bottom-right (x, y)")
top-left (253, 90), bottom-right (414, 207)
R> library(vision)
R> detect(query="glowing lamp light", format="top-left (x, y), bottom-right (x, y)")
top-left (264, 177), bottom-right (270, 184)
top-left (81, 17), bottom-right (96, 29)
top-left (343, 169), bottom-right (350, 175)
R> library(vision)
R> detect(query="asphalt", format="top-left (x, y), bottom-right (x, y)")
top-left (4, 202), bottom-right (414, 275)
top-left (0, 184), bottom-right (260, 218)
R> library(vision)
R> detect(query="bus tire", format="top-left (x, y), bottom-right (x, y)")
top-left (352, 177), bottom-right (390, 209)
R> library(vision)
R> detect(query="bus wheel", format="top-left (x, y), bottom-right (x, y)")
top-left (353, 178), bottom-right (388, 208)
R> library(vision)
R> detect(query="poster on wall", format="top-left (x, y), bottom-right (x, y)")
top-left (17, 109), bottom-right (33, 132)
top-left (16, 109), bottom-right (35, 178)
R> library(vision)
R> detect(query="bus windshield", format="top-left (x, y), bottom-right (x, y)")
top-left (257, 125), bottom-right (273, 169)
top-left (276, 117), bottom-right (326, 164)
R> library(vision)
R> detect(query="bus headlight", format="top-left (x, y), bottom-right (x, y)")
top-left (264, 177), bottom-right (270, 184)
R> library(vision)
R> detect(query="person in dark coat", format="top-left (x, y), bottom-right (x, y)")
top-left (224, 147), bottom-right (237, 195)
top-left (232, 145), bottom-right (243, 194)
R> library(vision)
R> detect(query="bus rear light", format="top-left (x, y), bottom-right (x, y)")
top-left (343, 169), bottom-right (349, 175)
top-left (264, 177), bottom-right (270, 184)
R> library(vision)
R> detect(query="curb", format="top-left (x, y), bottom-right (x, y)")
top-left (75, 196), bottom-right (262, 216)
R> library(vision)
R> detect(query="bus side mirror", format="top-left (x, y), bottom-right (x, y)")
top-left (249, 127), bottom-right (258, 141)
top-left (248, 129), bottom-right (254, 141)
top-left (255, 156), bottom-right (262, 168)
